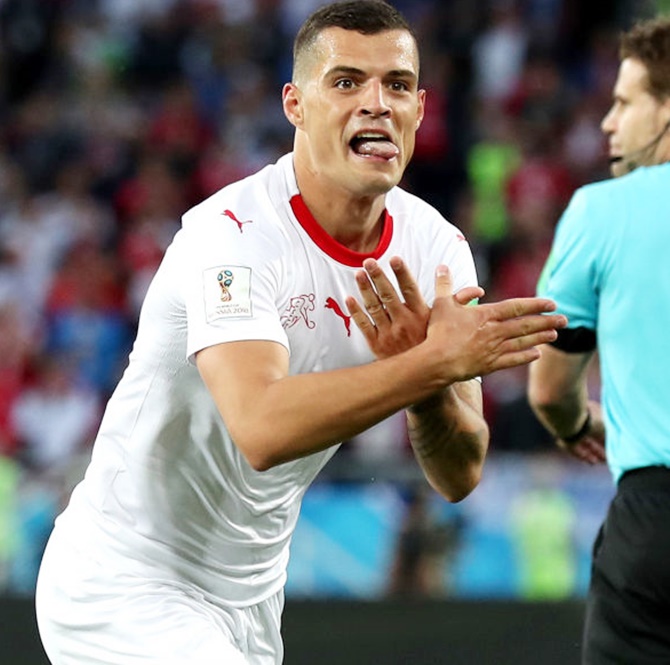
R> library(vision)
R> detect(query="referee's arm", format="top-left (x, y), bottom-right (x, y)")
top-left (527, 336), bottom-right (606, 464)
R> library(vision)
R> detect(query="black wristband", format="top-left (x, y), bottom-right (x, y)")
top-left (561, 411), bottom-right (592, 443)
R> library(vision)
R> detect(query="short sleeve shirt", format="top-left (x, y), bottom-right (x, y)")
top-left (538, 163), bottom-right (670, 481)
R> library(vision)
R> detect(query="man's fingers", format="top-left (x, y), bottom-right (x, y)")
top-left (346, 296), bottom-right (377, 344)
top-left (485, 297), bottom-right (561, 320)
top-left (499, 329), bottom-right (559, 353)
top-left (360, 259), bottom-right (400, 321)
top-left (487, 348), bottom-right (542, 372)
top-left (354, 267), bottom-right (390, 327)
top-left (497, 313), bottom-right (568, 339)
top-left (454, 286), bottom-right (484, 306)
top-left (434, 264), bottom-right (453, 301)
top-left (389, 256), bottom-right (427, 312)
top-left (559, 438), bottom-right (606, 464)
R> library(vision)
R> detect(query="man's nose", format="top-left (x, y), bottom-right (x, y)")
top-left (601, 108), bottom-right (615, 134)
top-left (359, 80), bottom-right (391, 117)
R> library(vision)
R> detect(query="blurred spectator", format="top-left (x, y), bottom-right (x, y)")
top-left (124, 4), bottom-right (190, 93)
top-left (10, 354), bottom-right (100, 473)
top-left (0, 455), bottom-right (19, 590)
top-left (466, 107), bottom-right (522, 245)
top-left (387, 485), bottom-right (464, 598)
top-left (0, 0), bottom-right (61, 104)
top-left (45, 242), bottom-right (132, 396)
top-left (505, 52), bottom-right (576, 136)
top-left (36, 157), bottom-right (117, 250)
top-left (190, 141), bottom-right (259, 201)
top-left (403, 51), bottom-right (459, 215)
top-left (347, 412), bottom-right (411, 466)
top-left (7, 473), bottom-right (59, 596)
top-left (5, 90), bottom-right (83, 193)
top-left (145, 79), bottom-right (215, 177)
top-left (561, 95), bottom-right (610, 185)
top-left (114, 153), bottom-right (184, 312)
top-left (114, 152), bottom-right (187, 228)
top-left (0, 303), bottom-right (34, 458)
top-left (510, 455), bottom-right (578, 599)
top-left (0, 163), bottom-right (72, 329)
top-left (472, 1), bottom-right (528, 105)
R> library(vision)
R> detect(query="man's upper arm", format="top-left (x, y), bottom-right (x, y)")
top-left (528, 344), bottom-right (593, 407)
top-left (537, 188), bottom-right (600, 331)
top-left (196, 339), bottom-right (289, 440)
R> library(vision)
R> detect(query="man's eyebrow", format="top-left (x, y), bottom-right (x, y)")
top-left (325, 65), bottom-right (417, 81)
top-left (324, 65), bottom-right (366, 78)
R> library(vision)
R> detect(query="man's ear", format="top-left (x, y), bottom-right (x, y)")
top-left (282, 83), bottom-right (303, 128)
top-left (416, 88), bottom-right (426, 131)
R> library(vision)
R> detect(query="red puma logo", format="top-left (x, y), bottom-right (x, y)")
top-left (325, 297), bottom-right (351, 337)
top-left (222, 209), bottom-right (253, 233)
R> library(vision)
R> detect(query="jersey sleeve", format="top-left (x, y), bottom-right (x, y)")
top-left (417, 219), bottom-right (479, 305)
top-left (179, 205), bottom-right (289, 362)
top-left (536, 187), bottom-right (601, 331)
top-left (445, 232), bottom-right (479, 295)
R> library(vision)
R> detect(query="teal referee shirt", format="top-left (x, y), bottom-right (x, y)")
top-left (537, 162), bottom-right (670, 482)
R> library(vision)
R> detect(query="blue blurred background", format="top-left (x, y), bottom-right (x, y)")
top-left (0, 0), bottom-right (662, 616)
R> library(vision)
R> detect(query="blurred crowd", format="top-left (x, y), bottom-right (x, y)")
top-left (0, 0), bottom-right (661, 594)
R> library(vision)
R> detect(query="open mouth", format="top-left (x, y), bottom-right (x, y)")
top-left (349, 132), bottom-right (399, 160)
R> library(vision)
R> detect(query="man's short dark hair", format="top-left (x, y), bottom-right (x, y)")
top-left (621, 16), bottom-right (670, 100)
top-left (292, 1), bottom-right (416, 82)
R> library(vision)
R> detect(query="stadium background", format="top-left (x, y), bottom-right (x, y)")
top-left (0, 0), bottom-right (664, 662)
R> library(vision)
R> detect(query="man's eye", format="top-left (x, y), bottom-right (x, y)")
top-left (390, 81), bottom-right (409, 92)
top-left (335, 79), bottom-right (354, 90)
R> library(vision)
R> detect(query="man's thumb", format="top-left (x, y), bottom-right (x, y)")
top-left (434, 264), bottom-right (452, 299)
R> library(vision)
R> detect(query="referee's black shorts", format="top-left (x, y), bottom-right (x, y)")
top-left (583, 466), bottom-right (670, 664)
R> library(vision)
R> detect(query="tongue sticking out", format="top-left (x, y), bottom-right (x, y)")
top-left (355, 139), bottom-right (399, 159)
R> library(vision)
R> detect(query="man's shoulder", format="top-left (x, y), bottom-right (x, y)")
top-left (387, 186), bottom-right (466, 240)
top-left (386, 186), bottom-right (450, 228)
top-left (387, 185), bottom-right (441, 213)
top-left (578, 163), bottom-right (667, 203)
top-left (181, 155), bottom-right (291, 229)
top-left (563, 175), bottom-right (630, 227)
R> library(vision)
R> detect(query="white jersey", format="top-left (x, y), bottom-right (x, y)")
top-left (50, 153), bottom-right (478, 608)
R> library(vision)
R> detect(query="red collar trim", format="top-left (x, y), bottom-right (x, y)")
top-left (289, 194), bottom-right (393, 267)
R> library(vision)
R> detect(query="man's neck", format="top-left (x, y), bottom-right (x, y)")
top-left (295, 170), bottom-right (388, 253)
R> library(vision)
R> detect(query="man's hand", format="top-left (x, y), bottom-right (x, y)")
top-left (427, 263), bottom-right (567, 381)
top-left (557, 400), bottom-right (607, 465)
top-left (346, 257), bottom-right (484, 359)
top-left (347, 258), bottom-right (567, 381)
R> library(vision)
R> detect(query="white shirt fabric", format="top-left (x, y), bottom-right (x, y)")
top-left (41, 153), bottom-right (478, 610)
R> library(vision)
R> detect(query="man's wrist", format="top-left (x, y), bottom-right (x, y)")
top-left (407, 391), bottom-right (447, 415)
top-left (560, 410), bottom-right (592, 443)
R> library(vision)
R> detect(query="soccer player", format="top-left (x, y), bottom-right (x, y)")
top-left (36, 2), bottom-right (565, 663)
top-left (528, 16), bottom-right (670, 665)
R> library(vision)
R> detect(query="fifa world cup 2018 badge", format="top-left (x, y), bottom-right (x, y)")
top-left (204, 264), bottom-right (252, 321)
top-left (218, 269), bottom-right (234, 301)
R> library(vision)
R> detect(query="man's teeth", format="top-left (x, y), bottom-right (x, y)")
top-left (357, 133), bottom-right (386, 139)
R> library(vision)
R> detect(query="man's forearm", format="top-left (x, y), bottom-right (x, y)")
top-left (533, 389), bottom-right (590, 441)
top-left (406, 382), bottom-right (488, 502)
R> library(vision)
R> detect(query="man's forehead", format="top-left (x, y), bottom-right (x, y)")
top-left (617, 58), bottom-right (650, 94)
top-left (312, 27), bottom-right (419, 73)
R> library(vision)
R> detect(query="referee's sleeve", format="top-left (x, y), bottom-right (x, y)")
top-left (536, 188), bottom-right (600, 333)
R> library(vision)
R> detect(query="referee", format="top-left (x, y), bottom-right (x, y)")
top-left (528, 16), bottom-right (670, 665)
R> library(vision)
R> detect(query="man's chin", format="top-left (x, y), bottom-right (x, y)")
top-left (610, 163), bottom-right (628, 178)
top-left (349, 162), bottom-right (402, 194)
